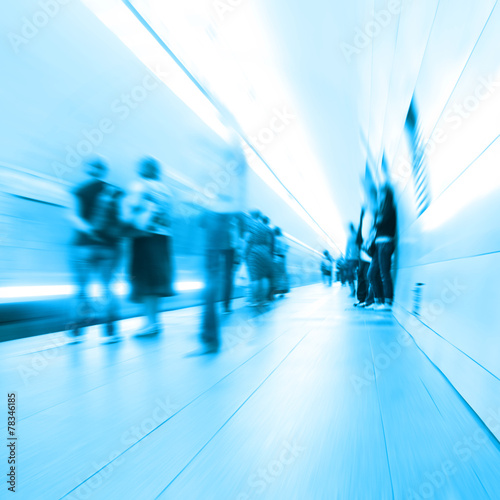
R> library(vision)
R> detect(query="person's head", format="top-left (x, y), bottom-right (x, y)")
top-left (86, 158), bottom-right (108, 179)
top-left (323, 250), bottom-right (329, 257)
top-left (380, 184), bottom-right (394, 206)
top-left (138, 156), bottom-right (161, 180)
top-left (368, 186), bottom-right (378, 211)
top-left (250, 209), bottom-right (261, 220)
top-left (274, 227), bottom-right (282, 236)
top-left (262, 216), bottom-right (270, 225)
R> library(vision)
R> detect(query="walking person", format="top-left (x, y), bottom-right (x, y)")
top-left (222, 213), bottom-right (240, 313)
top-left (245, 211), bottom-right (273, 307)
top-left (69, 158), bottom-right (124, 337)
top-left (345, 223), bottom-right (359, 297)
top-left (272, 227), bottom-right (290, 297)
top-left (367, 184), bottom-right (397, 310)
top-left (125, 157), bottom-right (175, 334)
top-left (321, 250), bottom-right (333, 286)
top-left (261, 215), bottom-right (276, 300)
top-left (199, 197), bottom-right (240, 353)
top-left (355, 187), bottom-right (377, 307)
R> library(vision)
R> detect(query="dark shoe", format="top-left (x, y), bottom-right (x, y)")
top-left (67, 322), bottom-right (82, 337)
top-left (202, 345), bottom-right (219, 354)
top-left (104, 323), bottom-right (116, 336)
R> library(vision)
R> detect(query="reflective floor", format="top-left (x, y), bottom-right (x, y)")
top-left (1, 284), bottom-right (499, 499)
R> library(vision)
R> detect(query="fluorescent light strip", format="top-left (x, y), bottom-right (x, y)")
top-left (0, 281), bottom-right (204, 303)
top-left (120, 0), bottom-right (342, 255)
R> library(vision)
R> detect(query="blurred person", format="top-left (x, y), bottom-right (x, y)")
top-left (367, 184), bottom-right (397, 310)
top-left (223, 213), bottom-right (241, 313)
top-left (355, 187), bottom-right (378, 307)
top-left (261, 215), bottom-right (276, 300)
top-left (337, 258), bottom-right (347, 285)
top-left (69, 158), bottom-right (124, 337)
top-left (125, 156), bottom-right (175, 334)
top-left (199, 197), bottom-right (241, 353)
top-left (245, 211), bottom-right (273, 307)
top-left (272, 227), bottom-right (290, 297)
top-left (321, 250), bottom-right (333, 286)
top-left (345, 223), bottom-right (359, 297)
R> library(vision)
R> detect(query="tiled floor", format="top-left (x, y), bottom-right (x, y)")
top-left (1, 284), bottom-right (499, 499)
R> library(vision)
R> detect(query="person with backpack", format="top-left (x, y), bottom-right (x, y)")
top-left (69, 158), bottom-right (124, 337)
top-left (125, 156), bottom-right (175, 335)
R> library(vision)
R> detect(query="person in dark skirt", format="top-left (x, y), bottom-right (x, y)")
top-left (126, 157), bottom-right (175, 334)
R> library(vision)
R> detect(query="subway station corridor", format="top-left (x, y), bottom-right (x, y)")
top-left (2, 284), bottom-right (499, 499)
top-left (2, 0), bottom-right (500, 498)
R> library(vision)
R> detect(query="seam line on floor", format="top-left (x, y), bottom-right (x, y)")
top-left (58, 294), bottom-right (330, 499)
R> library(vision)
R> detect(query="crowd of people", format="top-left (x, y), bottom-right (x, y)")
top-left (199, 207), bottom-right (290, 353)
top-left (320, 183), bottom-right (397, 312)
top-left (70, 156), bottom-right (175, 338)
top-left (69, 157), bottom-right (290, 353)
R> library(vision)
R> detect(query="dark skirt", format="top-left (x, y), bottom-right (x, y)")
top-left (130, 234), bottom-right (175, 302)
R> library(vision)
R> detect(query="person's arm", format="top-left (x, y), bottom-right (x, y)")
top-left (242, 229), bottom-right (252, 260)
top-left (122, 182), bottom-right (143, 226)
top-left (356, 208), bottom-right (365, 247)
top-left (68, 189), bottom-right (93, 234)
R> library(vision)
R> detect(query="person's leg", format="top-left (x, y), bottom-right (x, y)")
top-left (263, 277), bottom-right (271, 305)
top-left (255, 278), bottom-right (262, 305)
top-left (356, 260), bottom-right (367, 303)
top-left (143, 295), bottom-right (159, 327)
top-left (367, 250), bottom-right (383, 304)
top-left (348, 260), bottom-right (356, 297)
top-left (98, 246), bottom-right (120, 335)
top-left (378, 241), bottom-right (395, 305)
top-left (202, 249), bottom-right (220, 350)
top-left (223, 249), bottom-right (235, 312)
top-left (267, 256), bottom-right (275, 301)
top-left (365, 283), bottom-right (374, 306)
top-left (71, 246), bottom-right (93, 334)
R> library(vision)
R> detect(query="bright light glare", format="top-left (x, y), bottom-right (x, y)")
top-left (0, 285), bottom-right (74, 300)
top-left (174, 281), bottom-right (204, 291)
top-left (81, 0), bottom-right (345, 253)
top-left (0, 281), bottom-right (204, 303)
top-left (422, 137), bottom-right (500, 231)
top-left (80, 0), bottom-right (231, 142)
